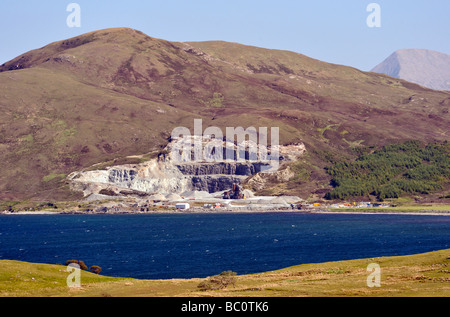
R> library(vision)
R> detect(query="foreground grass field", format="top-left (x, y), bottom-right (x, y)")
top-left (1, 249), bottom-right (449, 297)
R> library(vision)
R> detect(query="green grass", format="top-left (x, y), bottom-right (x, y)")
top-left (1, 249), bottom-right (450, 297)
top-left (42, 173), bottom-right (67, 183)
top-left (354, 204), bottom-right (450, 212)
top-left (317, 124), bottom-right (340, 141)
top-left (0, 260), bottom-right (129, 297)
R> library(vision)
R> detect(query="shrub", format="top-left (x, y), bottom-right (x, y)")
top-left (209, 92), bottom-right (225, 108)
top-left (89, 265), bottom-right (102, 274)
top-left (197, 271), bottom-right (237, 291)
top-left (65, 260), bottom-right (88, 271)
top-left (99, 189), bottom-right (117, 196)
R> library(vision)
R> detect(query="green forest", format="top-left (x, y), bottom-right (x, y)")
top-left (324, 140), bottom-right (450, 200)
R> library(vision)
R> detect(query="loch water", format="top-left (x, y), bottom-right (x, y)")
top-left (1, 212), bottom-right (449, 279)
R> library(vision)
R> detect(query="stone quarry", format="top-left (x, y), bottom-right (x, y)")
top-left (67, 137), bottom-right (306, 208)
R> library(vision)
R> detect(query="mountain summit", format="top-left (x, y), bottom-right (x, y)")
top-left (371, 49), bottom-right (450, 91)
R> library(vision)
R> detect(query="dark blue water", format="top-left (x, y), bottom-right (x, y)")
top-left (1, 213), bottom-right (449, 279)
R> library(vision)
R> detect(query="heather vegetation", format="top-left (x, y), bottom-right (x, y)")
top-left (325, 140), bottom-right (450, 200)
top-left (0, 28), bottom-right (449, 201)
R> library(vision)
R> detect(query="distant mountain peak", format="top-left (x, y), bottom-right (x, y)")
top-left (371, 49), bottom-right (450, 91)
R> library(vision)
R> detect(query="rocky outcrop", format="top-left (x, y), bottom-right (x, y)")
top-left (244, 165), bottom-right (296, 192)
top-left (68, 160), bottom-right (257, 198)
top-left (108, 169), bottom-right (138, 183)
top-left (68, 160), bottom-right (193, 197)
top-left (191, 175), bottom-right (246, 193)
top-left (175, 162), bottom-right (271, 176)
top-left (68, 139), bottom-right (307, 199)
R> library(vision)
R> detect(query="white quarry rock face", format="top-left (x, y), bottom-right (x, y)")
top-left (68, 159), bottom-right (193, 196)
top-left (279, 143), bottom-right (306, 161)
top-left (168, 135), bottom-right (306, 163)
top-left (67, 137), bottom-right (307, 199)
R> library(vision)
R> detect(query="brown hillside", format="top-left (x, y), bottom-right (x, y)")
top-left (0, 28), bottom-right (448, 201)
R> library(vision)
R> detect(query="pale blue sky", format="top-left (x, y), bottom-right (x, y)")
top-left (1, 0), bottom-right (449, 71)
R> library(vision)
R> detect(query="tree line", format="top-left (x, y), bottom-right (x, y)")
top-left (324, 140), bottom-right (450, 200)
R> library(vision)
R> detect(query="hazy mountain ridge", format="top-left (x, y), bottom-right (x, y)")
top-left (372, 49), bottom-right (450, 91)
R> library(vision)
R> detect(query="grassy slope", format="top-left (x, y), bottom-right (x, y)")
top-left (1, 249), bottom-right (449, 297)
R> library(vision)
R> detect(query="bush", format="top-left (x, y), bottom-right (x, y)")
top-left (65, 259), bottom-right (88, 271)
top-left (197, 271), bottom-right (237, 291)
top-left (89, 265), bottom-right (102, 274)
top-left (65, 260), bottom-right (102, 274)
top-left (99, 189), bottom-right (117, 196)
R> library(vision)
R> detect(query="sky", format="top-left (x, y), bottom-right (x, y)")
top-left (1, 0), bottom-right (449, 71)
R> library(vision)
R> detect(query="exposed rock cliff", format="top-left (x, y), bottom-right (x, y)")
top-left (175, 162), bottom-right (271, 176)
top-left (68, 139), bottom-right (307, 199)
top-left (68, 159), bottom-right (192, 197)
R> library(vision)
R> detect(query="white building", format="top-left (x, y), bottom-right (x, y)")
top-left (176, 203), bottom-right (190, 210)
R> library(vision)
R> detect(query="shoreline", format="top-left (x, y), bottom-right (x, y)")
top-left (2, 207), bottom-right (450, 216)
top-left (312, 210), bottom-right (450, 216)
